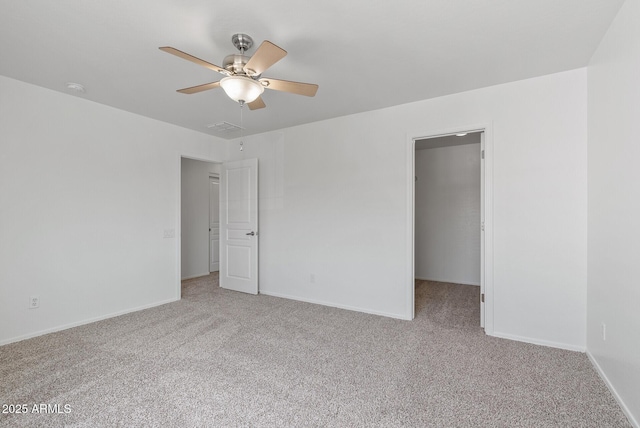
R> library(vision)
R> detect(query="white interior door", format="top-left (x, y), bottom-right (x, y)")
top-left (220, 158), bottom-right (258, 294)
top-left (209, 177), bottom-right (220, 272)
top-left (480, 133), bottom-right (485, 328)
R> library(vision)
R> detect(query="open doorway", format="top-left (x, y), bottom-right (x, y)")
top-left (406, 126), bottom-right (493, 333)
top-left (415, 132), bottom-right (483, 324)
top-left (179, 156), bottom-right (260, 298)
top-left (180, 157), bottom-right (221, 281)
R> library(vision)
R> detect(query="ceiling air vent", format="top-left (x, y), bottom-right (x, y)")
top-left (206, 121), bottom-right (244, 135)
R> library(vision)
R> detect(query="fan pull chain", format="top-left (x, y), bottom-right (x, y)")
top-left (239, 101), bottom-right (244, 152)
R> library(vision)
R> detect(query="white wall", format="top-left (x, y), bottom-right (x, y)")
top-left (415, 141), bottom-right (481, 285)
top-left (587, 0), bottom-right (640, 424)
top-left (181, 158), bottom-right (219, 280)
top-left (0, 75), bottom-right (227, 345)
top-left (229, 68), bottom-right (587, 350)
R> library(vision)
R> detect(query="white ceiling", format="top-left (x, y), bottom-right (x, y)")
top-left (0, 0), bottom-right (625, 139)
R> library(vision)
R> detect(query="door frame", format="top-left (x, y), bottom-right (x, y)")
top-left (406, 124), bottom-right (494, 335)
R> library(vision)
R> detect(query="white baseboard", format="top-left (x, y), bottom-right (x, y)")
top-left (415, 277), bottom-right (480, 286)
top-left (0, 297), bottom-right (179, 347)
top-left (587, 351), bottom-right (639, 428)
top-left (490, 331), bottom-right (586, 352)
top-left (259, 290), bottom-right (410, 320)
top-left (181, 272), bottom-right (211, 280)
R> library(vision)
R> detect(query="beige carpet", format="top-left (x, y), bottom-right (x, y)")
top-left (0, 274), bottom-right (630, 427)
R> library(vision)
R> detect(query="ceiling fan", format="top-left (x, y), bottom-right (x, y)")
top-left (160, 34), bottom-right (318, 110)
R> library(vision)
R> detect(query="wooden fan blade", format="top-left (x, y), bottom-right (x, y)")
top-left (260, 78), bottom-right (318, 97)
top-left (243, 41), bottom-right (287, 76)
top-left (247, 96), bottom-right (266, 110)
top-left (159, 47), bottom-right (227, 75)
top-left (177, 81), bottom-right (221, 94)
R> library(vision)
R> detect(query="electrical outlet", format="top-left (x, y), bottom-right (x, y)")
top-left (29, 296), bottom-right (39, 309)
top-left (310, 274), bottom-right (316, 284)
top-left (163, 229), bottom-right (175, 239)
top-left (601, 323), bottom-right (606, 341)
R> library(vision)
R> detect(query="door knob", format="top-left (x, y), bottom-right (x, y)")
top-left (246, 231), bottom-right (255, 236)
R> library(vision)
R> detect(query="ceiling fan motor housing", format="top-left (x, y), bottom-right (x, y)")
top-left (223, 54), bottom-right (255, 76)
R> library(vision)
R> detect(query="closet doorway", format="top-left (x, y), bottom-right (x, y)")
top-left (407, 127), bottom-right (493, 332)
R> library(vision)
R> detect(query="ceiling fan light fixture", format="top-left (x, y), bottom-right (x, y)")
top-left (220, 76), bottom-right (264, 103)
